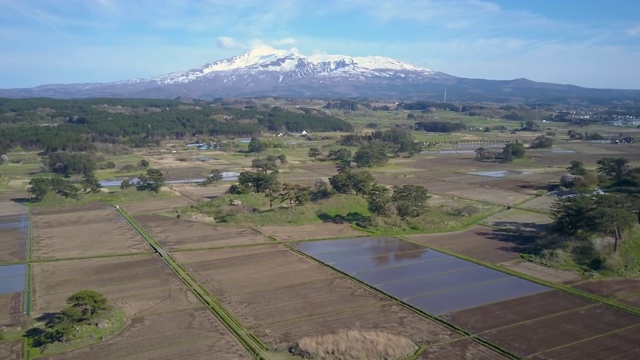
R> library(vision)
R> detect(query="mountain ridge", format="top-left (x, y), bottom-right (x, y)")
top-left (1, 46), bottom-right (640, 104)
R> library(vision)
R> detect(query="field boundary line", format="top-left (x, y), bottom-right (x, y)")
top-left (528, 322), bottom-right (640, 357)
top-left (397, 236), bottom-right (640, 316)
top-left (116, 208), bottom-right (271, 360)
top-left (280, 242), bottom-right (521, 360)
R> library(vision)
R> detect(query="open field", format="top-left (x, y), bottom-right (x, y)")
top-left (407, 226), bottom-right (529, 263)
top-left (518, 195), bottom-right (556, 213)
top-left (31, 204), bottom-right (150, 259)
top-left (0, 292), bottom-right (22, 326)
top-left (500, 260), bottom-right (581, 284)
top-left (32, 254), bottom-right (251, 359)
top-left (574, 278), bottom-right (640, 308)
top-left (447, 290), bottom-right (640, 358)
top-left (174, 245), bottom-right (461, 351)
top-left (134, 214), bottom-right (268, 249)
top-left (120, 196), bottom-right (196, 214)
top-left (480, 208), bottom-right (553, 231)
top-left (257, 223), bottom-right (365, 241)
top-left (418, 339), bottom-right (510, 359)
top-left (0, 341), bottom-right (22, 360)
top-left (0, 226), bottom-right (25, 263)
top-left (170, 183), bottom-right (231, 201)
top-left (46, 309), bottom-right (252, 360)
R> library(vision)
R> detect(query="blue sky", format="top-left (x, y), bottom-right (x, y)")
top-left (1, 0), bottom-right (639, 89)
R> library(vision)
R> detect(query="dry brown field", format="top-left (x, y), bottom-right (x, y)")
top-left (500, 260), bottom-right (581, 284)
top-left (375, 173), bottom-right (531, 205)
top-left (447, 290), bottom-right (640, 358)
top-left (120, 196), bottom-right (195, 214)
top-left (174, 245), bottom-right (461, 351)
top-left (0, 341), bottom-right (22, 360)
top-left (407, 226), bottom-right (527, 263)
top-left (529, 326), bottom-right (640, 360)
top-left (32, 255), bottom-right (251, 359)
top-left (0, 227), bottom-right (24, 263)
top-left (31, 204), bottom-right (150, 259)
top-left (257, 223), bottom-right (365, 241)
top-left (481, 304), bottom-right (640, 357)
top-left (480, 208), bottom-right (552, 231)
top-left (574, 278), bottom-right (640, 308)
top-left (0, 292), bottom-right (22, 326)
top-left (45, 309), bottom-right (252, 360)
top-left (170, 184), bottom-right (230, 201)
top-left (135, 214), bottom-right (268, 249)
top-left (418, 339), bottom-right (509, 359)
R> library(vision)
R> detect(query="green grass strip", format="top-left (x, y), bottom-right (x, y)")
top-left (116, 208), bottom-right (271, 360)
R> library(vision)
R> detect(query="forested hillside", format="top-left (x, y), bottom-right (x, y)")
top-left (0, 98), bottom-right (352, 153)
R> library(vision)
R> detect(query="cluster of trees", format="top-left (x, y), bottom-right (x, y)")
top-left (328, 168), bottom-right (430, 218)
top-left (414, 121), bottom-right (465, 133)
top-left (567, 130), bottom-right (606, 141)
top-left (337, 129), bottom-right (423, 158)
top-left (475, 143), bottom-right (526, 163)
top-left (530, 135), bottom-right (554, 149)
top-left (26, 290), bottom-right (109, 346)
top-left (550, 157), bottom-right (640, 270)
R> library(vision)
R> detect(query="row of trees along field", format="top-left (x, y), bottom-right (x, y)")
top-left (0, 98), bottom-right (353, 154)
top-left (535, 157), bottom-right (640, 273)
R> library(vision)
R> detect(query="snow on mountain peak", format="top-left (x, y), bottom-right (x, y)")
top-left (150, 46), bottom-right (436, 84)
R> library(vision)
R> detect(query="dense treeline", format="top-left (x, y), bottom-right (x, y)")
top-left (398, 101), bottom-right (459, 112)
top-left (414, 121), bottom-right (466, 133)
top-left (0, 98), bottom-right (352, 153)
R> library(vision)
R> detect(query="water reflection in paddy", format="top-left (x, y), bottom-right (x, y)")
top-left (295, 237), bottom-right (548, 315)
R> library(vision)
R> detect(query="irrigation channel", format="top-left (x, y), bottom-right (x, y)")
top-left (116, 208), bottom-right (271, 360)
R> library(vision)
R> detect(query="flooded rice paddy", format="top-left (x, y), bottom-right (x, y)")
top-left (295, 237), bottom-right (548, 315)
top-left (0, 264), bottom-right (26, 294)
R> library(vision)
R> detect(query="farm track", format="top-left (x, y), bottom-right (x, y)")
top-left (116, 208), bottom-right (271, 360)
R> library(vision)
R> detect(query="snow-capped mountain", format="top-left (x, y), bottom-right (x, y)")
top-left (2, 45), bottom-right (640, 103)
top-left (144, 45), bottom-right (442, 85)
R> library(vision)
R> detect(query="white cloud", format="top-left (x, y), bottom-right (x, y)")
top-left (627, 26), bottom-right (640, 36)
top-left (217, 36), bottom-right (241, 49)
top-left (273, 37), bottom-right (296, 46)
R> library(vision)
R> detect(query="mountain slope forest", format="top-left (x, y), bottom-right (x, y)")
top-left (0, 98), bottom-right (353, 154)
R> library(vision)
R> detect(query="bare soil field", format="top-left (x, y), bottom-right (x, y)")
top-left (0, 227), bottom-right (24, 263)
top-left (170, 184), bottom-right (230, 201)
top-left (0, 341), bottom-right (22, 360)
top-left (480, 208), bottom-right (552, 232)
top-left (446, 291), bottom-right (595, 333)
top-left (0, 201), bottom-right (26, 217)
top-left (518, 195), bottom-right (556, 213)
top-left (418, 339), bottom-right (509, 359)
top-left (376, 174), bottom-right (531, 205)
top-left (407, 226), bottom-right (529, 263)
top-left (32, 255), bottom-right (199, 317)
top-left (481, 304), bottom-right (640, 357)
top-left (500, 260), bottom-right (581, 284)
top-left (530, 326), bottom-right (640, 360)
top-left (31, 205), bottom-right (150, 259)
top-left (120, 196), bottom-right (195, 214)
top-left (574, 278), bottom-right (640, 308)
top-left (46, 309), bottom-right (252, 360)
top-left (257, 223), bottom-right (365, 241)
top-left (135, 214), bottom-right (268, 249)
top-left (0, 292), bottom-right (23, 326)
top-left (174, 245), bottom-right (461, 350)
top-left (33, 255), bottom-right (252, 359)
